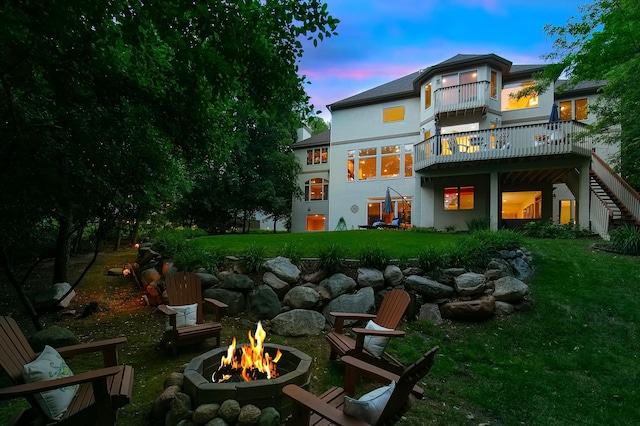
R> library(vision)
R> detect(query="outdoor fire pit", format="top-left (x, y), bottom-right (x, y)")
top-left (183, 324), bottom-right (312, 417)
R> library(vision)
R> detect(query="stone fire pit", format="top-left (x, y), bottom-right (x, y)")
top-left (183, 343), bottom-right (312, 417)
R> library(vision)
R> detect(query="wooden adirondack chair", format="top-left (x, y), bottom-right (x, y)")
top-left (326, 289), bottom-right (410, 373)
top-left (282, 346), bottom-right (439, 426)
top-left (158, 271), bottom-right (227, 355)
top-left (0, 316), bottom-right (134, 426)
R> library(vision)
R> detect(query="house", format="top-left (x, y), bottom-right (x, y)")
top-left (291, 53), bottom-right (637, 238)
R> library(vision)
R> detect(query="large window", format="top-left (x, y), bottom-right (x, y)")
top-left (304, 178), bottom-right (328, 201)
top-left (367, 197), bottom-right (412, 226)
top-left (424, 83), bottom-right (432, 108)
top-left (501, 191), bottom-right (542, 219)
top-left (383, 106), bottom-right (404, 122)
top-left (560, 101), bottom-right (572, 120)
top-left (502, 81), bottom-right (538, 110)
top-left (306, 215), bottom-right (325, 231)
top-left (576, 98), bottom-right (588, 120)
top-left (404, 144), bottom-right (413, 177)
top-left (559, 99), bottom-right (588, 121)
top-left (444, 186), bottom-right (474, 210)
top-left (358, 147), bottom-right (377, 180)
top-left (381, 145), bottom-right (400, 179)
top-left (306, 147), bottom-right (328, 165)
top-left (490, 70), bottom-right (497, 98)
top-left (347, 150), bottom-right (355, 181)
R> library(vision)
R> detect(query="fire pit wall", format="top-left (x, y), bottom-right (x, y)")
top-left (183, 344), bottom-right (312, 418)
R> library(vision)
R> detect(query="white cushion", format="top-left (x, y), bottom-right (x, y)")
top-left (166, 303), bottom-right (198, 330)
top-left (22, 345), bottom-right (78, 420)
top-left (363, 320), bottom-right (391, 357)
top-left (344, 380), bottom-right (395, 423)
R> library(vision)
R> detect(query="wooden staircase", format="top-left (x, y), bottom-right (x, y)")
top-left (590, 170), bottom-right (639, 229)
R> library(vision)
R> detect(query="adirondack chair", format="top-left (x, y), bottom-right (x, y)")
top-left (326, 289), bottom-right (410, 373)
top-left (282, 346), bottom-right (439, 426)
top-left (158, 271), bottom-right (227, 356)
top-left (0, 316), bottom-right (134, 426)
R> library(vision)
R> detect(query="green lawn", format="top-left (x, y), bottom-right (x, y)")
top-left (1, 232), bottom-right (638, 425)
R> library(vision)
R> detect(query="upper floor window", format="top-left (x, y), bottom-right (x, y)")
top-left (560, 98), bottom-right (588, 121)
top-left (424, 83), bottom-right (432, 108)
top-left (383, 106), bottom-right (404, 122)
top-left (306, 147), bottom-right (328, 165)
top-left (347, 150), bottom-right (355, 181)
top-left (490, 71), bottom-right (497, 98)
top-left (358, 147), bottom-right (377, 180)
top-left (444, 186), bottom-right (474, 210)
top-left (381, 145), bottom-right (400, 179)
top-left (404, 144), bottom-right (413, 177)
top-left (502, 81), bottom-right (538, 111)
top-left (559, 101), bottom-right (572, 120)
top-left (305, 178), bottom-right (329, 201)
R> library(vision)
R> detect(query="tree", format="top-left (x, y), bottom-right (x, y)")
top-left (307, 115), bottom-right (330, 135)
top-left (525, 0), bottom-right (640, 189)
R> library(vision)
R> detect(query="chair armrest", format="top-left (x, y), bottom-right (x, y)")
top-left (282, 384), bottom-right (369, 426)
top-left (352, 328), bottom-right (405, 354)
top-left (341, 356), bottom-right (423, 399)
top-left (54, 337), bottom-right (127, 367)
top-left (204, 298), bottom-right (228, 322)
top-left (157, 304), bottom-right (177, 316)
top-left (330, 312), bottom-right (376, 333)
top-left (0, 366), bottom-right (124, 400)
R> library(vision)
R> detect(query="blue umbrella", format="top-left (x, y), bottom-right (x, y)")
top-left (383, 187), bottom-right (394, 214)
top-left (549, 103), bottom-right (560, 123)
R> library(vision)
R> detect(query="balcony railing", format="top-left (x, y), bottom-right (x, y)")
top-left (434, 81), bottom-right (490, 115)
top-left (414, 121), bottom-right (593, 171)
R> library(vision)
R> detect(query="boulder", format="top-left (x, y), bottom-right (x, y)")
top-left (238, 404), bottom-right (261, 425)
top-left (262, 272), bottom-right (291, 299)
top-left (247, 285), bottom-right (281, 320)
top-left (220, 274), bottom-right (255, 291)
top-left (487, 258), bottom-right (514, 276)
top-left (418, 303), bottom-right (443, 324)
top-left (357, 268), bottom-right (385, 289)
top-left (107, 267), bottom-right (123, 276)
top-left (270, 309), bottom-right (326, 336)
top-left (493, 276), bottom-right (529, 303)
top-left (383, 265), bottom-right (404, 286)
top-left (319, 273), bottom-right (357, 299)
top-left (454, 272), bottom-right (486, 297)
top-left (196, 272), bottom-right (219, 289)
top-left (28, 326), bottom-right (79, 352)
top-left (170, 392), bottom-right (192, 421)
top-left (218, 400), bottom-right (241, 423)
top-left (192, 403), bottom-right (220, 424)
top-left (152, 385), bottom-right (180, 421)
top-left (495, 301), bottom-right (516, 316)
top-left (509, 256), bottom-right (532, 280)
top-left (203, 288), bottom-right (245, 316)
top-left (31, 282), bottom-right (76, 309)
top-left (262, 257), bottom-right (301, 284)
top-left (258, 407), bottom-right (280, 426)
top-left (164, 372), bottom-right (184, 389)
top-left (283, 286), bottom-right (320, 310)
top-left (322, 287), bottom-right (375, 325)
top-left (440, 296), bottom-right (495, 321)
top-left (301, 268), bottom-right (329, 284)
top-left (405, 275), bottom-right (454, 299)
top-left (205, 419), bottom-right (229, 426)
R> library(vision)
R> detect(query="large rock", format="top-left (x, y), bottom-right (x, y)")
top-left (440, 296), bottom-right (495, 321)
top-left (262, 272), bottom-right (291, 300)
top-left (383, 265), bottom-right (404, 287)
top-left (196, 272), bottom-right (219, 289)
top-left (31, 282), bottom-right (76, 310)
top-left (219, 400), bottom-right (241, 423)
top-left (193, 403), bottom-right (220, 424)
top-left (454, 272), bottom-right (486, 297)
top-left (319, 273), bottom-right (357, 299)
top-left (28, 326), bottom-right (79, 352)
top-left (238, 404), bottom-right (261, 425)
top-left (152, 385), bottom-right (180, 421)
top-left (509, 257), bottom-right (532, 280)
top-left (170, 392), bottom-right (192, 421)
top-left (220, 274), bottom-right (255, 291)
top-left (203, 288), bottom-right (245, 316)
top-left (493, 276), bottom-right (529, 302)
top-left (283, 286), bottom-right (320, 310)
top-left (262, 257), bottom-right (301, 285)
top-left (258, 407), bottom-right (280, 426)
top-left (270, 309), bottom-right (326, 336)
top-left (418, 303), bottom-right (443, 324)
top-left (487, 258), bottom-right (514, 276)
top-left (322, 287), bottom-right (375, 325)
top-left (357, 268), bottom-right (385, 289)
top-left (405, 275), bottom-right (454, 299)
top-left (247, 285), bottom-right (281, 320)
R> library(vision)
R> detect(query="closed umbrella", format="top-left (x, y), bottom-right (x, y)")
top-left (384, 187), bottom-right (394, 214)
top-left (549, 103), bottom-right (559, 124)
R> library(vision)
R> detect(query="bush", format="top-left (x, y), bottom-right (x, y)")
top-left (241, 243), bottom-right (266, 273)
top-left (520, 220), bottom-right (593, 239)
top-left (609, 225), bottom-right (640, 255)
top-left (281, 242), bottom-right (303, 265)
top-left (417, 246), bottom-right (446, 275)
top-left (173, 242), bottom-right (225, 272)
top-left (317, 243), bottom-right (345, 275)
top-left (465, 217), bottom-right (490, 232)
top-left (358, 245), bottom-right (390, 270)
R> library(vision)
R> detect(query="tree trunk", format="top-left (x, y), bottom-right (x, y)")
top-left (129, 209), bottom-right (141, 245)
top-left (113, 215), bottom-right (122, 250)
top-left (53, 218), bottom-right (71, 284)
top-left (73, 223), bottom-right (85, 257)
top-left (273, 218), bottom-right (277, 233)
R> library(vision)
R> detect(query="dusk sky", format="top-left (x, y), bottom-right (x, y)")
top-left (298, 0), bottom-right (586, 121)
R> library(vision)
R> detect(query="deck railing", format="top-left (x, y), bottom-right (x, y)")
top-left (414, 120), bottom-right (593, 171)
top-left (590, 188), bottom-right (613, 241)
top-left (434, 81), bottom-right (490, 115)
top-left (591, 152), bottom-right (640, 226)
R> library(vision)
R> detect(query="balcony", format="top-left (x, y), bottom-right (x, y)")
top-left (414, 121), bottom-right (593, 172)
top-left (434, 81), bottom-right (490, 118)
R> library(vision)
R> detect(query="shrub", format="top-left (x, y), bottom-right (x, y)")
top-left (417, 246), bottom-right (446, 275)
top-left (609, 225), bottom-right (640, 255)
top-left (241, 243), bottom-right (266, 273)
top-left (151, 229), bottom-right (189, 256)
top-left (358, 245), bottom-right (390, 270)
top-left (281, 242), bottom-right (303, 265)
top-left (465, 216), bottom-right (490, 232)
top-left (521, 220), bottom-right (593, 239)
top-left (317, 243), bottom-right (345, 275)
top-left (173, 242), bottom-right (225, 272)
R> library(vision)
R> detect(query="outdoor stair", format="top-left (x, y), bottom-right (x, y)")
top-left (590, 170), bottom-right (639, 228)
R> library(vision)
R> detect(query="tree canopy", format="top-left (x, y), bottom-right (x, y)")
top-left (532, 0), bottom-right (640, 189)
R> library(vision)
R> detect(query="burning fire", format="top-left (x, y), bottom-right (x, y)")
top-left (212, 322), bottom-right (282, 383)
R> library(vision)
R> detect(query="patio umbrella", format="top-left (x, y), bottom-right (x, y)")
top-left (384, 187), bottom-right (394, 214)
top-left (549, 103), bottom-right (560, 123)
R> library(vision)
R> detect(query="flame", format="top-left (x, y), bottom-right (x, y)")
top-left (213, 322), bottom-right (282, 382)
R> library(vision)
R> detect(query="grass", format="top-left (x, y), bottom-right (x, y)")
top-left (1, 232), bottom-right (639, 425)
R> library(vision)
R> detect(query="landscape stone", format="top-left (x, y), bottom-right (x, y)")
top-left (493, 276), bottom-right (529, 302)
top-left (405, 275), bottom-right (454, 299)
top-left (322, 287), bottom-right (375, 325)
top-left (153, 385), bottom-right (180, 420)
top-left (454, 272), bottom-right (486, 296)
top-left (192, 403), bottom-right (220, 424)
top-left (218, 400), bottom-right (241, 423)
top-left (495, 301), bottom-right (516, 315)
top-left (220, 274), bottom-right (255, 291)
top-left (204, 419), bottom-right (228, 426)
top-left (270, 309), bottom-right (326, 336)
top-left (283, 286), bottom-right (320, 309)
top-left (258, 407), bottom-right (280, 426)
top-left (164, 372), bottom-right (184, 389)
top-left (440, 296), bottom-right (495, 321)
top-left (196, 272), bottom-right (219, 289)
top-left (357, 268), bottom-right (385, 289)
top-left (28, 325), bottom-right (79, 352)
top-left (31, 282), bottom-right (76, 309)
top-left (509, 257), bottom-right (532, 280)
top-left (319, 273), bottom-right (357, 299)
top-left (247, 285), bottom-right (281, 320)
top-left (262, 256), bottom-right (301, 284)
top-left (262, 272), bottom-right (291, 299)
top-left (176, 420), bottom-right (195, 426)
top-left (203, 288), bottom-right (246, 316)
top-left (301, 268), bottom-right (329, 284)
top-left (237, 404), bottom-right (261, 425)
top-left (170, 392), bottom-right (192, 420)
top-left (108, 267), bottom-right (124, 276)
top-left (487, 258), bottom-right (514, 276)
top-left (419, 303), bottom-right (443, 324)
top-left (383, 265), bottom-right (404, 286)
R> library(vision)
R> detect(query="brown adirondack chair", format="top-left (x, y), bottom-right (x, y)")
top-left (326, 289), bottom-right (410, 373)
top-left (158, 271), bottom-right (227, 355)
top-left (0, 316), bottom-right (134, 426)
top-left (282, 346), bottom-right (439, 426)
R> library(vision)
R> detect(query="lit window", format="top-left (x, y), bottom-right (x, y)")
top-left (306, 215), bottom-right (325, 231)
top-left (502, 81), bottom-right (539, 111)
top-left (560, 101), bottom-right (572, 121)
top-left (358, 147), bottom-right (377, 180)
top-left (576, 98), bottom-right (588, 120)
top-left (501, 191), bottom-right (542, 219)
top-left (424, 83), bottom-right (432, 108)
top-left (347, 150), bottom-right (355, 181)
top-left (383, 106), bottom-right (404, 122)
top-left (306, 148), bottom-right (328, 165)
top-left (404, 144), bottom-right (413, 177)
top-left (444, 186), bottom-right (474, 210)
top-left (490, 71), bottom-right (497, 98)
top-left (381, 145), bottom-right (400, 179)
top-left (304, 178), bottom-right (329, 201)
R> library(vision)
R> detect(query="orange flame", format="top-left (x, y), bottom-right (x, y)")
top-left (213, 321), bottom-right (282, 382)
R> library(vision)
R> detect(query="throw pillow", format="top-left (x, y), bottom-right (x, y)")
top-left (22, 345), bottom-right (79, 420)
top-left (165, 303), bottom-right (198, 330)
top-left (363, 320), bottom-right (391, 357)
top-left (343, 380), bottom-right (395, 424)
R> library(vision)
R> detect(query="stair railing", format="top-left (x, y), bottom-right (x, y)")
top-left (591, 152), bottom-right (640, 225)
top-left (590, 190), bottom-right (612, 240)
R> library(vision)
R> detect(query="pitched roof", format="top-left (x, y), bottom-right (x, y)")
top-left (329, 71), bottom-right (420, 111)
top-left (292, 129), bottom-right (330, 148)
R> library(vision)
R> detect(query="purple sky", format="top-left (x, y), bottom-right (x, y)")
top-left (298, 0), bottom-right (586, 121)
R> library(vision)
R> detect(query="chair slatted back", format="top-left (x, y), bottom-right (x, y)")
top-left (377, 346), bottom-right (439, 425)
top-left (374, 289), bottom-right (410, 329)
top-left (0, 316), bottom-right (36, 383)
top-left (164, 272), bottom-right (204, 324)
